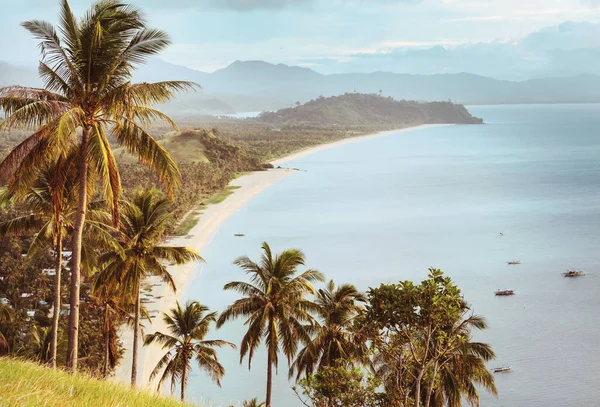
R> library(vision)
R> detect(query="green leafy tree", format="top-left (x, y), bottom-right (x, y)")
top-left (365, 268), bottom-right (496, 407)
top-left (291, 280), bottom-right (366, 380)
top-left (144, 301), bottom-right (234, 402)
top-left (95, 189), bottom-right (202, 386)
top-left (0, 0), bottom-right (195, 371)
top-left (294, 364), bottom-right (383, 407)
top-left (217, 242), bottom-right (324, 407)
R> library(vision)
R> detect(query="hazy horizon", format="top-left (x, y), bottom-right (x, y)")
top-left (2, 1), bottom-right (600, 80)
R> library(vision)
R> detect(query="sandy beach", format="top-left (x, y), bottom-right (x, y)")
top-left (114, 123), bottom-right (450, 388)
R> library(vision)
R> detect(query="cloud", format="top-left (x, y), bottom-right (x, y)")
top-left (441, 16), bottom-right (505, 22)
top-left (295, 21), bottom-right (600, 80)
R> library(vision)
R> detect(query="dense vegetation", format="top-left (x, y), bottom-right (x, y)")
top-left (0, 1), bottom-right (494, 406)
top-left (257, 93), bottom-right (483, 126)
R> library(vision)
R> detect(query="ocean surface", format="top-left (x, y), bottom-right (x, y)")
top-left (180, 104), bottom-right (600, 407)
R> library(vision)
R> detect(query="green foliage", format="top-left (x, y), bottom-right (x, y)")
top-left (363, 268), bottom-right (496, 407)
top-left (217, 242), bottom-right (324, 406)
top-left (258, 94), bottom-right (483, 126)
top-left (295, 364), bottom-right (383, 407)
top-left (144, 301), bottom-right (234, 401)
top-left (290, 280), bottom-right (367, 380)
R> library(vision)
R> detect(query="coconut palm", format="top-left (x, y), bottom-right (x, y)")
top-left (290, 280), bottom-right (366, 380)
top-left (426, 315), bottom-right (497, 407)
top-left (0, 0), bottom-right (196, 370)
top-left (0, 156), bottom-right (117, 368)
top-left (22, 325), bottom-right (54, 363)
top-left (94, 189), bottom-right (202, 386)
top-left (144, 301), bottom-right (234, 402)
top-left (91, 278), bottom-right (138, 379)
top-left (217, 242), bottom-right (324, 407)
top-left (242, 399), bottom-right (266, 407)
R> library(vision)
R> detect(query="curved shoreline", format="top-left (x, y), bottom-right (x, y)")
top-left (114, 123), bottom-right (452, 388)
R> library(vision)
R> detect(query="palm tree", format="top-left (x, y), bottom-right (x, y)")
top-left (290, 280), bottom-right (366, 380)
top-left (23, 325), bottom-right (54, 363)
top-left (95, 189), bottom-right (202, 386)
top-left (0, 0), bottom-right (196, 371)
top-left (217, 242), bottom-right (324, 407)
top-left (242, 399), bottom-right (266, 407)
top-left (427, 315), bottom-right (497, 407)
top-left (0, 156), bottom-right (116, 368)
top-left (145, 301), bottom-right (234, 402)
top-left (91, 278), bottom-right (137, 379)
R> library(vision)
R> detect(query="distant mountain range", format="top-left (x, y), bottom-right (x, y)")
top-left (3, 59), bottom-right (600, 115)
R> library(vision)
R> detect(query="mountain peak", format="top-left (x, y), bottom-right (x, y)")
top-left (215, 60), bottom-right (322, 77)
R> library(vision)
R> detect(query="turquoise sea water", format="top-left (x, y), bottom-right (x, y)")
top-left (180, 104), bottom-right (600, 406)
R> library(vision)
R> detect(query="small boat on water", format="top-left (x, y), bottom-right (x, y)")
top-left (493, 366), bottom-right (511, 373)
top-left (507, 260), bottom-right (521, 265)
top-left (234, 233), bottom-right (245, 237)
top-left (564, 270), bottom-right (585, 277)
top-left (495, 289), bottom-right (515, 296)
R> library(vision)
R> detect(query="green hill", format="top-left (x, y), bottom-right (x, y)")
top-left (116, 128), bottom-right (259, 166)
top-left (257, 93), bottom-right (483, 126)
top-left (0, 359), bottom-right (191, 407)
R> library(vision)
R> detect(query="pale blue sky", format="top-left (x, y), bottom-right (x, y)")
top-left (1, 0), bottom-right (600, 79)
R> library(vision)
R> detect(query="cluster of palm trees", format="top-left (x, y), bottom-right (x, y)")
top-left (0, 0), bottom-right (199, 376)
top-left (145, 243), bottom-right (497, 407)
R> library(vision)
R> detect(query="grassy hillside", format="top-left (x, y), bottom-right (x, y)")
top-left (0, 359), bottom-right (190, 407)
top-left (257, 93), bottom-right (483, 126)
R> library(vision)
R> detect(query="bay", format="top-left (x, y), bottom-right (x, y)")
top-left (181, 104), bottom-right (600, 406)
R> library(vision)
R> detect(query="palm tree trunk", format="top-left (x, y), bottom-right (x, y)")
top-left (180, 364), bottom-right (186, 402)
top-left (131, 284), bottom-right (140, 387)
top-left (49, 229), bottom-right (62, 369)
top-left (266, 348), bottom-right (273, 407)
top-left (67, 128), bottom-right (90, 371)
top-left (103, 306), bottom-right (110, 379)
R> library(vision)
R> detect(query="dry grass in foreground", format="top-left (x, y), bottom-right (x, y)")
top-left (0, 359), bottom-right (193, 407)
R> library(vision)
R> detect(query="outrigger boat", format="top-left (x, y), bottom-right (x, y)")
top-left (507, 260), bottom-right (521, 265)
top-left (234, 233), bottom-right (245, 237)
top-left (564, 270), bottom-right (585, 277)
top-left (493, 366), bottom-right (511, 373)
top-left (495, 289), bottom-right (515, 296)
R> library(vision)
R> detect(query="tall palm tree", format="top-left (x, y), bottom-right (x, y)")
top-left (217, 242), bottom-right (324, 407)
top-left (0, 156), bottom-right (116, 368)
top-left (94, 189), bottom-right (202, 386)
top-left (91, 278), bottom-right (137, 379)
top-left (427, 315), bottom-right (497, 407)
top-left (0, 0), bottom-right (195, 371)
top-left (290, 280), bottom-right (366, 380)
top-left (145, 301), bottom-right (234, 402)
